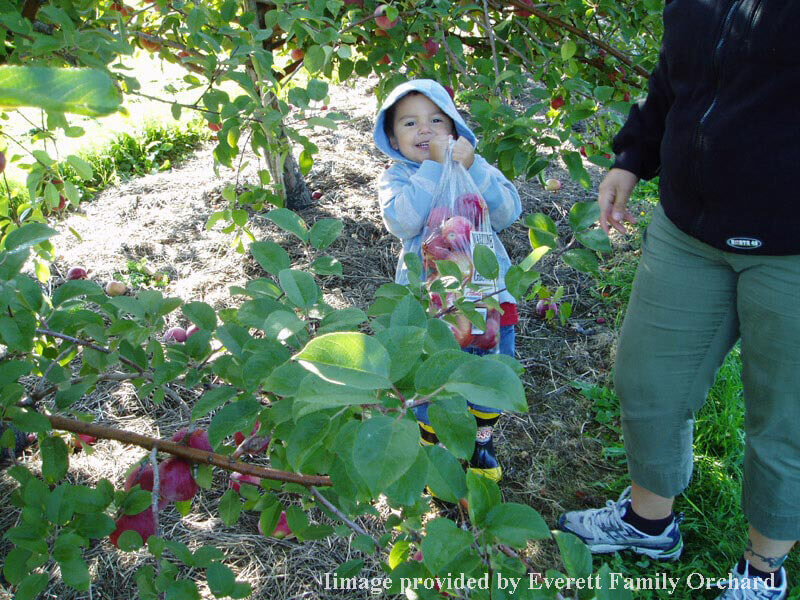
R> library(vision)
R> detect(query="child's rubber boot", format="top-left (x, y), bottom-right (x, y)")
top-left (467, 422), bottom-right (502, 483)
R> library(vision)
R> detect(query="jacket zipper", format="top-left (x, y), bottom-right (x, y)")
top-left (689, 0), bottom-right (747, 234)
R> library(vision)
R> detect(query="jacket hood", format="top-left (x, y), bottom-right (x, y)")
top-left (373, 79), bottom-right (476, 164)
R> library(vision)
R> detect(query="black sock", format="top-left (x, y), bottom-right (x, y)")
top-left (622, 505), bottom-right (674, 536)
top-left (737, 558), bottom-right (783, 587)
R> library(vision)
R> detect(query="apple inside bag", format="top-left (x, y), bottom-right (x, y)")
top-left (422, 139), bottom-right (500, 350)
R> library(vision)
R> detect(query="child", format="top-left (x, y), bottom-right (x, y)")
top-left (373, 79), bottom-right (522, 483)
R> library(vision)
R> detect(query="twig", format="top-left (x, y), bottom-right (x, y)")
top-left (309, 486), bottom-right (377, 546)
top-left (46, 414), bottom-right (332, 487)
top-left (35, 328), bottom-right (144, 373)
top-left (149, 447), bottom-right (161, 537)
top-left (482, 0), bottom-right (500, 93)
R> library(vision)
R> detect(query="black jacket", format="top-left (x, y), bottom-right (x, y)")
top-left (612, 0), bottom-right (800, 255)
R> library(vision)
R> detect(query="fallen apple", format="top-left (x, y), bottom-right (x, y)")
top-left (185, 324), bottom-right (200, 338)
top-left (229, 472), bottom-right (261, 494)
top-left (164, 326), bottom-right (187, 343)
top-left (171, 428), bottom-right (212, 452)
top-left (311, 190), bottom-right (323, 200)
top-left (105, 281), bottom-right (127, 296)
top-left (158, 457), bottom-right (198, 502)
top-left (109, 508), bottom-right (156, 548)
top-left (67, 266), bottom-right (88, 280)
top-left (374, 5), bottom-right (399, 29)
top-left (545, 178), bottom-right (562, 192)
top-left (535, 299), bottom-right (559, 318)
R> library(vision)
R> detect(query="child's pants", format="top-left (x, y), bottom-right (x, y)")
top-left (615, 204), bottom-right (800, 540)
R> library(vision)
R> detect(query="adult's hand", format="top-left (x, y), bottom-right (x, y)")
top-left (598, 168), bottom-right (639, 235)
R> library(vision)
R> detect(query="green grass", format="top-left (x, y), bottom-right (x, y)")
top-left (581, 181), bottom-right (799, 598)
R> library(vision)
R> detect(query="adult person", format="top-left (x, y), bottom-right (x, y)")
top-left (557, 2), bottom-right (800, 598)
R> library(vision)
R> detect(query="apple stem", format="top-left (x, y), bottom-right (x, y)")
top-left (46, 414), bottom-right (331, 487)
top-left (309, 486), bottom-right (377, 546)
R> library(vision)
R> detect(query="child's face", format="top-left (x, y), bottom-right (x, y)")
top-left (389, 93), bottom-right (455, 163)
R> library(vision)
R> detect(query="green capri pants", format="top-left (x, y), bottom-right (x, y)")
top-left (615, 204), bottom-right (800, 540)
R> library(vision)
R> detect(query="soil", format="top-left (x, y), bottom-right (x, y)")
top-left (0, 75), bottom-right (637, 600)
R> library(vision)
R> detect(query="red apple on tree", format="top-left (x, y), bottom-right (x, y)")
top-left (229, 472), bottom-right (261, 494)
top-left (109, 508), bottom-right (156, 548)
top-left (374, 5), bottom-right (399, 29)
top-left (377, 54), bottom-right (391, 65)
top-left (258, 510), bottom-right (294, 539)
top-left (444, 85), bottom-right (455, 100)
top-left (290, 48), bottom-right (304, 61)
top-left (208, 122), bottom-right (222, 132)
top-left (550, 96), bottom-right (565, 110)
top-left (171, 428), bottom-right (212, 452)
top-left (0, 151), bottom-right (5, 174)
top-left (186, 324), bottom-right (200, 338)
top-left (514, 0), bottom-right (534, 18)
top-left (158, 457), bottom-right (198, 502)
top-left (420, 38), bottom-right (439, 59)
top-left (125, 463), bottom-right (155, 492)
top-left (164, 326), bottom-right (187, 343)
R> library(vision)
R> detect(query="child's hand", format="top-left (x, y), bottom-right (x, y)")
top-left (451, 136), bottom-right (475, 169)
top-left (428, 135), bottom-right (451, 163)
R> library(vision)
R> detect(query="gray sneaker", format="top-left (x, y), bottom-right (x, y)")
top-left (557, 486), bottom-right (684, 561)
top-left (715, 561), bottom-right (787, 600)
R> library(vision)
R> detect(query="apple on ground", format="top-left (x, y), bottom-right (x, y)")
top-left (374, 5), bottom-right (399, 29)
top-left (535, 299), bottom-right (559, 318)
top-left (229, 472), bottom-right (261, 494)
top-left (545, 178), bottom-right (562, 192)
top-left (105, 281), bottom-right (127, 296)
top-left (109, 508), bottom-right (156, 548)
top-left (311, 190), bottom-right (322, 200)
top-left (171, 428), bottom-right (212, 452)
top-left (164, 326), bottom-right (187, 343)
top-left (258, 511), bottom-right (294, 539)
top-left (186, 324), bottom-right (200, 338)
top-left (158, 457), bottom-right (198, 502)
top-left (67, 266), bottom-right (88, 280)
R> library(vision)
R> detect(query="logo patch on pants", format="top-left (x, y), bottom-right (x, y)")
top-left (726, 237), bottom-right (762, 250)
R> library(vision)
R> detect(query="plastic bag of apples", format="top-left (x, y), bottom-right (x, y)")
top-left (421, 140), bottom-right (501, 352)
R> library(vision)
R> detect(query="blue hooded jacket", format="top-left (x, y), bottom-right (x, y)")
top-left (373, 79), bottom-right (522, 305)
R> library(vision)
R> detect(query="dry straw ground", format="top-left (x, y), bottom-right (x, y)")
top-left (0, 76), bottom-right (635, 599)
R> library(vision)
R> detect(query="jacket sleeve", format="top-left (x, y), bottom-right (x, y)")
top-left (378, 161), bottom-right (444, 241)
top-left (611, 42), bottom-right (675, 180)
top-left (467, 155), bottom-right (522, 232)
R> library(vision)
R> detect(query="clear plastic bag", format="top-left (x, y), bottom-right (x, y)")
top-left (421, 139), bottom-right (501, 351)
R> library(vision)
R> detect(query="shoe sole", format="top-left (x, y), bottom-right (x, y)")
top-left (583, 540), bottom-right (683, 562)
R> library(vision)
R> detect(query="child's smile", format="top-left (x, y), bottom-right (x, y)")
top-left (389, 93), bottom-right (454, 163)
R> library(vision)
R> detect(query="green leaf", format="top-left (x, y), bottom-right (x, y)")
top-left (278, 269), bottom-right (320, 309)
top-left (293, 375), bottom-right (377, 418)
top-left (424, 445), bottom-right (467, 503)
top-left (317, 307), bottom-right (367, 334)
top-left (40, 434), bottom-right (68, 483)
top-left (66, 155), bottom-right (93, 180)
top-left (294, 332), bottom-right (391, 390)
top-left (58, 557), bottom-right (90, 591)
top-left (390, 295), bottom-right (427, 328)
top-left (561, 150), bottom-right (592, 189)
top-left (304, 45), bottom-right (326, 73)
top-left (466, 469), bottom-right (502, 525)
top-left (375, 326), bottom-right (426, 382)
top-left (568, 201), bottom-right (601, 231)
top-left (576, 228), bottom-right (612, 253)
top-left (309, 218), bottom-right (343, 250)
top-left (117, 529), bottom-right (144, 551)
top-left (562, 248), bottom-right (599, 273)
top-left (266, 208), bottom-right (308, 242)
top-left (310, 255), bottom-right (342, 276)
top-left (414, 350), bottom-right (474, 395)
top-left (428, 395), bottom-right (476, 461)
top-left (182, 301), bottom-right (217, 330)
top-left (383, 447), bottom-right (428, 506)
top-left (287, 413), bottom-right (332, 472)
top-left (553, 530), bottom-right (593, 578)
top-left (525, 213), bottom-right (558, 249)
top-left (3, 547), bottom-right (32, 584)
top-left (561, 40), bottom-right (577, 60)
top-left (250, 240), bottom-right (290, 274)
top-left (0, 66), bottom-right (122, 116)
top-left (4, 223), bottom-right (57, 253)
top-left (207, 562), bottom-right (236, 597)
top-left (445, 359), bottom-right (527, 413)
top-left (218, 489), bottom-right (242, 526)
top-left (52, 280), bottom-right (104, 307)
top-left (165, 580), bottom-right (201, 600)
top-left (207, 396), bottom-right (262, 449)
top-left (472, 244), bottom-right (499, 280)
top-left (352, 416), bottom-right (419, 495)
top-left (504, 265), bottom-right (540, 302)
top-left (485, 503), bottom-right (551, 547)
top-left (191, 386), bottom-right (238, 420)
top-left (14, 572), bottom-right (50, 600)
top-left (420, 518), bottom-right (481, 577)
